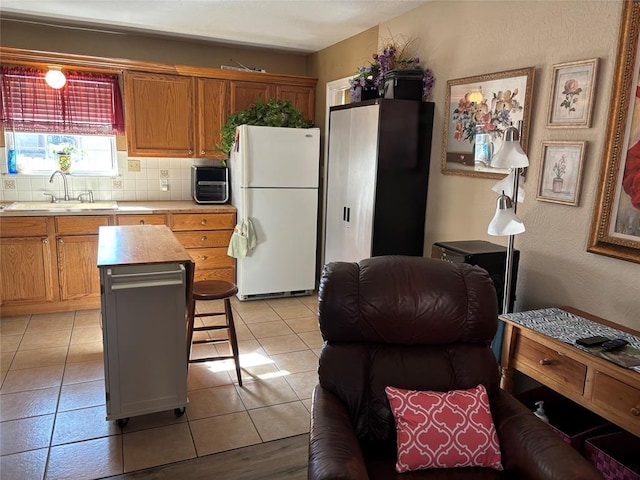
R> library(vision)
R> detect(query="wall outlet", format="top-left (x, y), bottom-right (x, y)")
top-left (160, 179), bottom-right (169, 192)
top-left (127, 159), bottom-right (141, 172)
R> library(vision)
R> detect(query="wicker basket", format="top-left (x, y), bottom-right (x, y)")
top-left (585, 431), bottom-right (640, 480)
top-left (515, 386), bottom-right (611, 453)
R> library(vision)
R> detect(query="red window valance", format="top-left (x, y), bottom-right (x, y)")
top-left (0, 66), bottom-right (125, 135)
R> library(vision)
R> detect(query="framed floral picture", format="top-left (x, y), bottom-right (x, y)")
top-left (442, 67), bottom-right (535, 179)
top-left (547, 58), bottom-right (598, 128)
top-left (536, 141), bottom-right (586, 206)
top-left (589, 1), bottom-right (640, 264)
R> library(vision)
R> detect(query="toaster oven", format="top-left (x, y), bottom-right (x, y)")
top-left (191, 166), bottom-right (229, 204)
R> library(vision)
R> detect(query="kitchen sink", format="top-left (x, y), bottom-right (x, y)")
top-left (5, 201), bottom-right (119, 212)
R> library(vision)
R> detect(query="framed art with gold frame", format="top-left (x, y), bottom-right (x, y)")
top-left (547, 58), bottom-right (598, 128)
top-left (588, 1), bottom-right (640, 264)
top-left (441, 66), bottom-right (535, 179)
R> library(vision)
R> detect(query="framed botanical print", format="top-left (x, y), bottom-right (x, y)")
top-left (536, 141), bottom-right (586, 206)
top-left (547, 58), bottom-right (598, 128)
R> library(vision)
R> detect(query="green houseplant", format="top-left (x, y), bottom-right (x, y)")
top-left (216, 98), bottom-right (312, 163)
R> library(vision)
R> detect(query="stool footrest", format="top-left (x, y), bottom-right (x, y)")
top-left (193, 325), bottom-right (229, 332)
top-left (195, 312), bottom-right (225, 318)
top-left (189, 355), bottom-right (234, 363)
top-left (193, 338), bottom-right (229, 345)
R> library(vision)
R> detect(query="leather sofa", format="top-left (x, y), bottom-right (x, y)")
top-left (308, 256), bottom-right (602, 480)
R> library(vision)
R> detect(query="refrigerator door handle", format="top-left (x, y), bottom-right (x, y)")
top-left (346, 207), bottom-right (350, 223)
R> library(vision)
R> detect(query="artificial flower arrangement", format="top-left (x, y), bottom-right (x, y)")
top-left (349, 34), bottom-right (435, 102)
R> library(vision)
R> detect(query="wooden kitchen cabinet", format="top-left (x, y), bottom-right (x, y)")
top-left (124, 72), bottom-right (195, 157)
top-left (197, 78), bottom-right (229, 159)
top-left (276, 84), bottom-right (315, 122)
top-left (55, 216), bottom-right (110, 302)
top-left (170, 212), bottom-right (235, 283)
top-left (116, 214), bottom-right (167, 226)
top-left (0, 217), bottom-right (55, 306)
top-left (229, 81), bottom-right (274, 113)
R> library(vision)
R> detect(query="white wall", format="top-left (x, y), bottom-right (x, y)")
top-left (379, 0), bottom-right (638, 330)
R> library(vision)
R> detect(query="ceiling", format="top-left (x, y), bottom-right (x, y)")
top-left (0, 1), bottom-right (430, 54)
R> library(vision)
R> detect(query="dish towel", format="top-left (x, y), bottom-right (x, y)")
top-left (227, 218), bottom-right (257, 258)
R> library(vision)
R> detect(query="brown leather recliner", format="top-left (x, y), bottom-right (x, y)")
top-left (308, 256), bottom-right (602, 480)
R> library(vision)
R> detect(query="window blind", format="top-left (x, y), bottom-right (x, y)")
top-left (0, 66), bottom-right (125, 135)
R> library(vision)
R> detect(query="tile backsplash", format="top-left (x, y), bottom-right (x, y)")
top-left (0, 148), bottom-right (222, 203)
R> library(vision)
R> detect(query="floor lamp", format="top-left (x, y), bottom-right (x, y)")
top-left (487, 125), bottom-right (529, 315)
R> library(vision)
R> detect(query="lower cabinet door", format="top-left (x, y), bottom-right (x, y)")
top-left (0, 236), bottom-right (54, 305)
top-left (57, 235), bottom-right (101, 301)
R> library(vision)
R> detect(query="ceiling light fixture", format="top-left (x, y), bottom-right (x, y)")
top-left (45, 66), bottom-right (66, 89)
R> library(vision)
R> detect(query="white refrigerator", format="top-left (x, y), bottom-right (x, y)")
top-left (229, 125), bottom-right (320, 300)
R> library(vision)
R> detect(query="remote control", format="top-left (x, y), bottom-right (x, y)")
top-left (601, 338), bottom-right (629, 351)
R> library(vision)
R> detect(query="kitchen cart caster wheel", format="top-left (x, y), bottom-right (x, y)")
top-left (174, 407), bottom-right (186, 417)
top-left (116, 418), bottom-right (129, 428)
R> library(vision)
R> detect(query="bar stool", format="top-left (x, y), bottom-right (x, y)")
top-left (187, 280), bottom-right (242, 386)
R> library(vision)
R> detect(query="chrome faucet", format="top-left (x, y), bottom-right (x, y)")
top-left (49, 170), bottom-right (70, 201)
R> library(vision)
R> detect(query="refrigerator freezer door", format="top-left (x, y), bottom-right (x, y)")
top-left (236, 125), bottom-right (320, 188)
top-left (237, 188), bottom-right (318, 299)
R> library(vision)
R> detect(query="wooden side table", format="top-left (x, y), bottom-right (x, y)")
top-left (500, 307), bottom-right (640, 437)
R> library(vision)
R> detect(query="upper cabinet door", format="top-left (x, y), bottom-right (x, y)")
top-left (124, 72), bottom-right (195, 157)
top-left (229, 81), bottom-right (275, 113)
top-left (276, 85), bottom-right (315, 123)
top-left (196, 78), bottom-right (229, 159)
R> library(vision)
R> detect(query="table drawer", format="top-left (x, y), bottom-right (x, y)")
top-left (171, 213), bottom-right (235, 231)
top-left (514, 334), bottom-right (587, 396)
top-left (590, 371), bottom-right (640, 436)
top-left (56, 215), bottom-right (111, 235)
top-left (187, 247), bottom-right (234, 270)
top-left (173, 230), bottom-right (232, 248)
top-left (116, 214), bottom-right (167, 226)
top-left (0, 216), bottom-right (49, 236)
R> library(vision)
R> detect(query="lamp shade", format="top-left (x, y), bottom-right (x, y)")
top-left (45, 67), bottom-right (66, 89)
top-left (492, 171), bottom-right (525, 202)
top-left (488, 193), bottom-right (525, 236)
top-left (491, 125), bottom-right (529, 169)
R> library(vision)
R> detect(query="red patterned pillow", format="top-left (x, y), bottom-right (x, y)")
top-left (385, 384), bottom-right (503, 473)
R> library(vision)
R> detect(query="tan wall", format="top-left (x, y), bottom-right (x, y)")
top-left (0, 19), bottom-right (308, 75)
top-left (311, 1), bottom-right (638, 331)
top-left (385, 0), bottom-right (637, 330)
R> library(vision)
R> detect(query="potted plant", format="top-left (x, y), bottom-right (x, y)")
top-left (57, 145), bottom-right (74, 173)
top-left (216, 98), bottom-right (312, 164)
top-left (552, 155), bottom-right (567, 192)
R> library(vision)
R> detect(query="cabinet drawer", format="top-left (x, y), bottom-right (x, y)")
top-left (117, 214), bottom-right (167, 226)
top-left (171, 213), bottom-right (235, 231)
top-left (194, 267), bottom-right (235, 283)
top-left (173, 230), bottom-right (232, 248)
top-left (0, 217), bottom-right (48, 236)
top-left (56, 216), bottom-right (111, 234)
top-left (514, 335), bottom-right (587, 396)
top-left (590, 371), bottom-right (640, 436)
top-left (187, 247), bottom-right (234, 270)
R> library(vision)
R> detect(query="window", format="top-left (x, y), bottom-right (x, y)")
top-left (1, 66), bottom-right (124, 176)
top-left (5, 131), bottom-right (117, 175)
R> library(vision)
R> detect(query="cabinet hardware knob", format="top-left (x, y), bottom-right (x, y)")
top-left (201, 236), bottom-right (207, 241)
top-left (201, 219), bottom-right (207, 225)
top-left (200, 150), bottom-right (205, 155)
top-left (201, 255), bottom-right (208, 261)
top-left (632, 407), bottom-right (640, 416)
top-left (188, 150), bottom-right (194, 155)
top-left (139, 220), bottom-right (145, 225)
top-left (539, 358), bottom-right (551, 366)
top-left (43, 239), bottom-right (48, 245)
top-left (58, 239), bottom-right (64, 244)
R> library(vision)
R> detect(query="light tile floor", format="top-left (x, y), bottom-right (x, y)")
top-left (0, 294), bottom-right (321, 480)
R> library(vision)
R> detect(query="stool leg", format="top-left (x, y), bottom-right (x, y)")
top-left (186, 296), bottom-right (196, 366)
top-left (225, 298), bottom-right (242, 386)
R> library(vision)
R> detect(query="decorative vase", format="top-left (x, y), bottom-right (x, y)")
top-left (361, 83), bottom-right (379, 101)
top-left (552, 177), bottom-right (563, 193)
